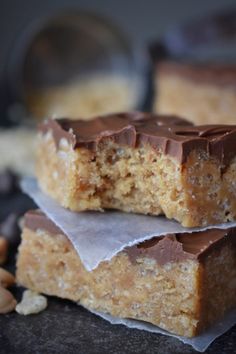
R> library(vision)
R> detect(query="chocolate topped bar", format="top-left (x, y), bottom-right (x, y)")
top-left (39, 113), bottom-right (236, 165)
top-left (37, 111), bottom-right (236, 226)
top-left (24, 210), bottom-right (235, 266)
top-left (19, 207), bottom-right (236, 337)
top-left (158, 61), bottom-right (236, 87)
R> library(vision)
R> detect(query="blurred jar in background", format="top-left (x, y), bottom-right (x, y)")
top-left (7, 11), bottom-right (145, 121)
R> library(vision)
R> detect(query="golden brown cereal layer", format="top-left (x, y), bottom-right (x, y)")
top-left (17, 220), bottom-right (236, 337)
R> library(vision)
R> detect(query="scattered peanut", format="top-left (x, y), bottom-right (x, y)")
top-left (0, 237), bottom-right (8, 265)
top-left (0, 287), bottom-right (17, 314)
top-left (16, 290), bottom-right (47, 315)
top-left (0, 268), bottom-right (15, 288)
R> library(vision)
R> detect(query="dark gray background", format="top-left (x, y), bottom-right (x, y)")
top-left (1, 1), bottom-right (236, 51)
top-left (1, 0), bottom-right (236, 78)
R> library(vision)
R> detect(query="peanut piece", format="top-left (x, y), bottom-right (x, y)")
top-left (0, 268), bottom-right (15, 288)
top-left (0, 287), bottom-right (17, 314)
top-left (0, 237), bottom-right (8, 265)
top-left (16, 290), bottom-right (47, 315)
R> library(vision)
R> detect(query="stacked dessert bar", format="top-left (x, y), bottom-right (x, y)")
top-left (154, 61), bottom-right (236, 125)
top-left (17, 112), bottom-right (236, 337)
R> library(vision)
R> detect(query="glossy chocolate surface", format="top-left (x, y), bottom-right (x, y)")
top-left (126, 228), bottom-right (235, 265)
top-left (24, 210), bottom-right (236, 266)
top-left (39, 112), bottom-right (236, 165)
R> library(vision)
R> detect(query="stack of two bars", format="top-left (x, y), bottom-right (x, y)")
top-left (17, 112), bottom-right (236, 338)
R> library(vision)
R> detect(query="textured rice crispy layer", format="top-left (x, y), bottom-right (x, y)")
top-left (17, 227), bottom-right (236, 337)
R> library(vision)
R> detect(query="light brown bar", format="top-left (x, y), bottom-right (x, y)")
top-left (16, 210), bottom-right (236, 337)
top-left (36, 113), bottom-right (236, 227)
top-left (155, 61), bottom-right (236, 125)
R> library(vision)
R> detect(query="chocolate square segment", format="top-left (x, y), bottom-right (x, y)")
top-left (37, 112), bottom-right (236, 227)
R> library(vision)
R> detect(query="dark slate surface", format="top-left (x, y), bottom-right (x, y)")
top-left (0, 190), bottom-right (236, 354)
top-left (1, 283), bottom-right (236, 354)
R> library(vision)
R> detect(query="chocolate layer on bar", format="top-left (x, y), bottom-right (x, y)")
top-left (39, 112), bottom-right (191, 149)
top-left (24, 210), bottom-right (235, 265)
top-left (39, 112), bottom-right (236, 165)
top-left (158, 61), bottom-right (236, 87)
top-left (126, 229), bottom-right (236, 265)
top-left (25, 209), bottom-right (62, 235)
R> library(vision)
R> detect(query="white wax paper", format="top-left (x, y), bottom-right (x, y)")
top-left (87, 307), bottom-right (236, 352)
top-left (21, 177), bottom-right (236, 271)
